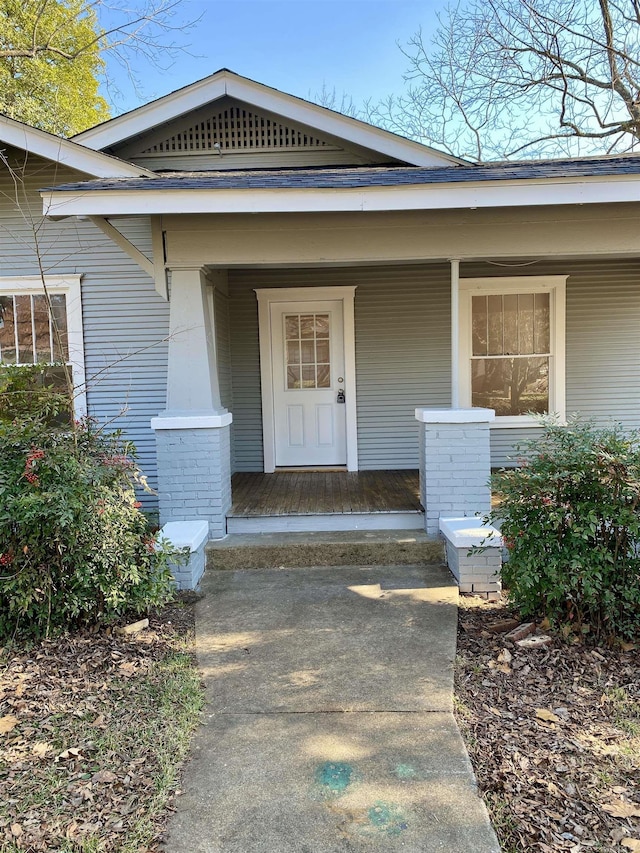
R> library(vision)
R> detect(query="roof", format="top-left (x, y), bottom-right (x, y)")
top-left (71, 69), bottom-right (465, 169)
top-left (45, 156), bottom-right (640, 193)
top-left (0, 113), bottom-right (154, 179)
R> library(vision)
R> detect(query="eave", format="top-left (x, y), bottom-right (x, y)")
top-left (40, 173), bottom-right (640, 218)
top-left (0, 114), bottom-right (154, 178)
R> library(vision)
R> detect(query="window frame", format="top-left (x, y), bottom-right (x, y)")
top-left (458, 275), bottom-right (567, 428)
top-left (0, 275), bottom-right (86, 416)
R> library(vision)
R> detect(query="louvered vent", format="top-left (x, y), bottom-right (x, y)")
top-left (142, 106), bottom-right (331, 153)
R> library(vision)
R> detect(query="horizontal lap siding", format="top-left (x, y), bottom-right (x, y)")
top-left (228, 265), bottom-right (452, 472)
top-left (0, 154), bottom-right (169, 506)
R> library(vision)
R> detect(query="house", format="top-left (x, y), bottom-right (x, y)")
top-left (3, 69), bottom-right (640, 584)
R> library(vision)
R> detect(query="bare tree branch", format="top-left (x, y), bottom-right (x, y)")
top-left (377, 0), bottom-right (640, 159)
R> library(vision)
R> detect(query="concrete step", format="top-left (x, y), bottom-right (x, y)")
top-left (226, 510), bottom-right (424, 534)
top-left (206, 529), bottom-right (444, 571)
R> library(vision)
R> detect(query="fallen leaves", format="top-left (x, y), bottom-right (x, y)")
top-left (0, 600), bottom-right (200, 851)
top-left (602, 802), bottom-right (640, 819)
top-left (0, 714), bottom-right (19, 734)
top-left (455, 600), bottom-right (640, 852)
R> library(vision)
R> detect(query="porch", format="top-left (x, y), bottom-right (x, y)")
top-left (227, 469), bottom-right (423, 533)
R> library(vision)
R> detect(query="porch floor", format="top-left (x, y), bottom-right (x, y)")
top-left (230, 469), bottom-right (422, 517)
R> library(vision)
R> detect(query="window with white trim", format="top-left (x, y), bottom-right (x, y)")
top-left (459, 276), bottom-right (566, 427)
top-left (0, 276), bottom-right (86, 415)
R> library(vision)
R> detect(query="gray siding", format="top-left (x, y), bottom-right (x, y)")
top-left (227, 265), bottom-right (452, 472)
top-left (0, 150), bottom-right (169, 506)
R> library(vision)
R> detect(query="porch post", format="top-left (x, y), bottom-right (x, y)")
top-left (151, 267), bottom-right (232, 541)
top-left (415, 407), bottom-right (495, 538)
top-left (450, 258), bottom-right (460, 408)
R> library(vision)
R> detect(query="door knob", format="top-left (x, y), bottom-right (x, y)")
top-left (337, 389), bottom-right (346, 404)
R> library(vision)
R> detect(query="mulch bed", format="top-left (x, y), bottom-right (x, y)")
top-left (0, 597), bottom-right (200, 852)
top-left (455, 598), bottom-right (640, 853)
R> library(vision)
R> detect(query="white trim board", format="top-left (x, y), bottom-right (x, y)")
top-left (42, 172), bottom-right (640, 218)
top-left (72, 69), bottom-right (463, 167)
top-left (458, 275), bottom-right (567, 428)
top-left (0, 114), bottom-right (153, 178)
top-left (256, 285), bottom-right (358, 472)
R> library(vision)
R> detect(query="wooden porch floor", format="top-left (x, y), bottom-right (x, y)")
top-left (230, 470), bottom-right (422, 517)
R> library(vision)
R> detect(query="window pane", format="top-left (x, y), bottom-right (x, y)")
top-left (518, 293), bottom-right (535, 354)
top-left (286, 340), bottom-right (300, 365)
top-left (316, 340), bottom-right (330, 363)
top-left (471, 356), bottom-right (549, 416)
top-left (317, 364), bottom-right (330, 387)
top-left (0, 296), bottom-right (17, 363)
top-left (534, 293), bottom-right (550, 353)
top-left (471, 296), bottom-right (487, 356)
top-left (32, 295), bottom-right (52, 363)
top-left (299, 315), bottom-right (315, 339)
top-left (50, 294), bottom-right (68, 361)
top-left (314, 314), bottom-right (329, 337)
top-left (285, 315), bottom-right (299, 338)
top-left (487, 295), bottom-right (503, 355)
top-left (503, 294), bottom-right (519, 355)
top-left (15, 294), bottom-right (33, 364)
top-left (287, 365), bottom-right (301, 389)
top-left (301, 365), bottom-right (315, 387)
top-left (301, 340), bottom-right (315, 364)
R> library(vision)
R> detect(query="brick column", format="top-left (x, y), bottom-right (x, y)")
top-left (152, 266), bottom-right (232, 540)
top-left (415, 408), bottom-right (495, 537)
top-left (152, 414), bottom-right (232, 540)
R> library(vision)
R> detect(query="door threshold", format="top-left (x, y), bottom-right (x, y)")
top-left (274, 466), bottom-right (349, 473)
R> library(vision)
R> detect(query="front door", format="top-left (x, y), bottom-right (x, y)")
top-left (270, 299), bottom-right (347, 467)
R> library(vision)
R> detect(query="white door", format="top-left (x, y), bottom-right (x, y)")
top-left (270, 299), bottom-right (347, 467)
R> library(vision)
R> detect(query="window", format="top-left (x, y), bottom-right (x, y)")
top-left (0, 276), bottom-right (86, 415)
top-left (459, 276), bottom-right (566, 426)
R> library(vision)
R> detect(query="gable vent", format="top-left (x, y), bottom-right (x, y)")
top-left (141, 106), bottom-right (332, 153)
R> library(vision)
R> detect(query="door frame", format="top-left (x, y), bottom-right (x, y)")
top-left (256, 285), bottom-right (358, 472)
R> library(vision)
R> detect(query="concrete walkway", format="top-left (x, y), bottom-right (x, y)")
top-left (163, 565), bottom-right (500, 852)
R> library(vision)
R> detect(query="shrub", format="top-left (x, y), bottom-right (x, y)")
top-left (0, 368), bottom-right (177, 641)
top-left (492, 419), bottom-right (640, 641)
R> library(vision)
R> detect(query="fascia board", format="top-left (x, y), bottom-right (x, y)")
top-left (72, 70), bottom-right (462, 168)
top-left (225, 77), bottom-right (464, 167)
top-left (73, 75), bottom-right (229, 150)
top-left (41, 174), bottom-right (640, 218)
top-left (0, 115), bottom-right (153, 178)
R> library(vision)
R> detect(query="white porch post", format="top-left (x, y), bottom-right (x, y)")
top-left (165, 266), bottom-right (224, 415)
top-left (151, 266), bottom-right (232, 545)
top-left (450, 258), bottom-right (460, 408)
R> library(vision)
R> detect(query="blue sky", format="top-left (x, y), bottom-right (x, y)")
top-left (103, 1), bottom-right (442, 116)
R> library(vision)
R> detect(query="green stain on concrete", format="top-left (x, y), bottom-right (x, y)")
top-left (315, 761), bottom-right (354, 796)
top-left (368, 802), bottom-right (408, 836)
top-left (394, 763), bottom-right (418, 780)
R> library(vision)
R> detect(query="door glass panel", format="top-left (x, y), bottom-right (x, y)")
top-left (285, 315), bottom-right (300, 338)
top-left (285, 312), bottom-right (331, 390)
top-left (299, 315), bottom-right (315, 338)
top-left (317, 364), bottom-right (330, 388)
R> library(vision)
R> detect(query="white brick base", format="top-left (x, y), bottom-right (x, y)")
top-left (161, 520), bottom-right (209, 590)
top-left (440, 517), bottom-right (502, 600)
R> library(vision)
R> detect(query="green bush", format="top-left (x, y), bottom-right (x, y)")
top-left (492, 419), bottom-right (640, 641)
top-left (0, 368), bottom-right (176, 641)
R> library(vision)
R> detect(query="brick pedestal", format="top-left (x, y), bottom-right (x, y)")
top-left (151, 413), bottom-right (232, 540)
top-left (415, 408), bottom-right (495, 537)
